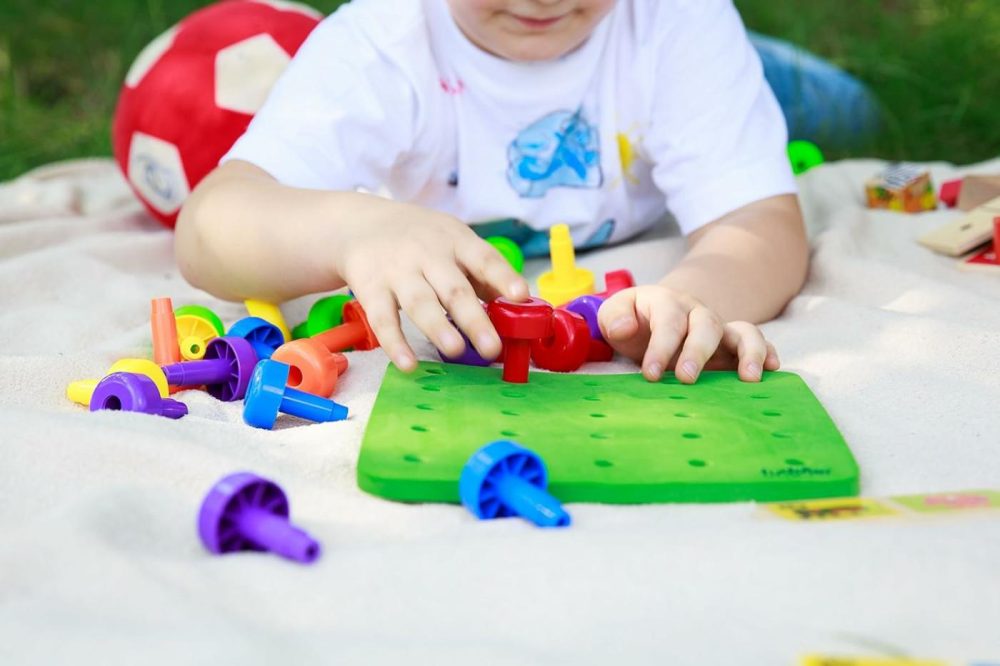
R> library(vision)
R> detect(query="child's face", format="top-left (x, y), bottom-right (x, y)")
top-left (446, 0), bottom-right (616, 62)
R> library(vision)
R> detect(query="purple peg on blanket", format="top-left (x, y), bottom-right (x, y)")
top-left (198, 472), bottom-right (321, 565)
top-left (437, 318), bottom-right (493, 367)
top-left (161, 336), bottom-right (258, 401)
top-left (563, 294), bottom-right (605, 341)
top-left (89, 372), bottom-right (188, 419)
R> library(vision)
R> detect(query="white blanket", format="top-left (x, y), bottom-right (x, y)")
top-left (1, 157), bottom-right (999, 665)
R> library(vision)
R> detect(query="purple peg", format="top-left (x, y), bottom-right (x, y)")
top-left (90, 372), bottom-right (188, 419)
top-left (198, 472), bottom-right (321, 565)
top-left (438, 330), bottom-right (493, 366)
top-left (161, 336), bottom-right (258, 401)
top-left (563, 295), bottom-right (605, 341)
top-left (437, 317), bottom-right (493, 367)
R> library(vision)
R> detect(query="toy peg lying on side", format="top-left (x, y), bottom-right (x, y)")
top-left (461, 440), bottom-right (570, 528)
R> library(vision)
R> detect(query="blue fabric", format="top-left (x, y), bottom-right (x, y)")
top-left (750, 32), bottom-right (882, 148)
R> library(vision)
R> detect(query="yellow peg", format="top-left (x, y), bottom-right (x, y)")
top-left (66, 379), bottom-right (100, 406)
top-left (244, 299), bottom-right (291, 343)
top-left (174, 304), bottom-right (225, 360)
top-left (66, 359), bottom-right (170, 406)
top-left (537, 224), bottom-right (594, 306)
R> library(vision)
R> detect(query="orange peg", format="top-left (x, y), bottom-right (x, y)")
top-left (151, 297), bottom-right (181, 365)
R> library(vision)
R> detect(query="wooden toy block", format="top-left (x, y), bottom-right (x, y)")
top-left (765, 489), bottom-right (1000, 522)
top-left (766, 497), bottom-right (897, 521)
top-left (918, 195), bottom-right (1000, 256)
top-left (865, 163), bottom-right (937, 213)
top-left (800, 656), bottom-right (948, 666)
top-left (957, 173), bottom-right (1000, 211)
top-left (957, 216), bottom-right (1000, 273)
top-left (892, 489), bottom-right (1000, 514)
top-left (960, 244), bottom-right (1000, 272)
top-left (938, 178), bottom-right (962, 208)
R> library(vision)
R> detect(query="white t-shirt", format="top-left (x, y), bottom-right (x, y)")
top-left (223, 0), bottom-right (796, 251)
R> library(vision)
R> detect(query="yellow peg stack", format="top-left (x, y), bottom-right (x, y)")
top-left (537, 224), bottom-right (594, 306)
top-left (244, 299), bottom-right (291, 343)
top-left (66, 359), bottom-right (170, 406)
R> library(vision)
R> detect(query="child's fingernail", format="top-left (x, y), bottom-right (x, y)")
top-left (395, 353), bottom-right (415, 370)
top-left (646, 363), bottom-right (663, 380)
top-left (477, 333), bottom-right (496, 355)
top-left (609, 317), bottom-right (631, 336)
top-left (440, 330), bottom-right (463, 352)
top-left (682, 360), bottom-right (699, 379)
top-left (747, 362), bottom-right (762, 378)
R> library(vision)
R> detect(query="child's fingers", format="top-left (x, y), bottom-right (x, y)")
top-left (597, 289), bottom-right (641, 342)
top-left (423, 264), bottom-right (501, 359)
top-left (596, 289), bottom-right (653, 362)
top-left (392, 275), bottom-right (465, 358)
top-left (721, 321), bottom-right (769, 382)
top-left (636, 299), bottom-right (691, 382)
top-left (456, 237), bottom-right (529, 302)
top-left (673, 306), bottom-right (725, 384)
top-left (764, 342), bottom-right (781, 370)
top-left (351, 286), bottom-right (416, 372)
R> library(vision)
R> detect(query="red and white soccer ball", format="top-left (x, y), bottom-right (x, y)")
top-left (112, 0), bottom-right (322, 228)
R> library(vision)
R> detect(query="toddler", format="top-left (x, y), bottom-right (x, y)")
top-left (176, 0), bottom-right (811, 384)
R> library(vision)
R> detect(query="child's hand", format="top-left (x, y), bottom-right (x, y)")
top-left (335, 203), bottom-right (529, 371)
top-left (598, 285), bottom-right (780, 383)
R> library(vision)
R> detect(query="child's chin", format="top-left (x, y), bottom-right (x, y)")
top-left (502, 47), bottom-right (569, 63)
top-left (496, 36), bottom-right (579, 62)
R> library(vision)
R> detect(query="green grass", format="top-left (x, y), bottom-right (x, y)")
top-left (0, 0), bottom-right (348, 181)
top-left (737, 0), bottom-right (1000, 165)
top-left (1, 0), bottom-right (998, 182)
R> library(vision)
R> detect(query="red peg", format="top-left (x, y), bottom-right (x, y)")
top-left (588, 338), bottom-right (614, 362)
top-left (487, 297), bottom-right (554, 383)
top-left (312, 301), bottom-right (379, 352)
top-left (594, 269), bottom-right (634, 300)
top-left (532, 309), bottom-right (590, 372)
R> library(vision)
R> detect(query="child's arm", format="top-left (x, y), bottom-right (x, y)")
top-left (175, 159), bottom-right (529, 371)
top-left (659, 193), bottom-right (807, 322)
top-left (598, 193), bottom-right (808, 383)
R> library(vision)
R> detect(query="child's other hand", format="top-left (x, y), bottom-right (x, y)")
top-left (335, 203), bottom-right (529, 372)
top-left (597, 285), bottom-right (780, 383)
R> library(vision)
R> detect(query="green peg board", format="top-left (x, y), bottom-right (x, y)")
top-left (357, 362), bottom-right (859, 504)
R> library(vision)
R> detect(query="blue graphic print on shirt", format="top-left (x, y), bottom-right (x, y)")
top-left (472, 218), bottom-right (617, 258)
top-left (507, 108), bottom-right (602, 198)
